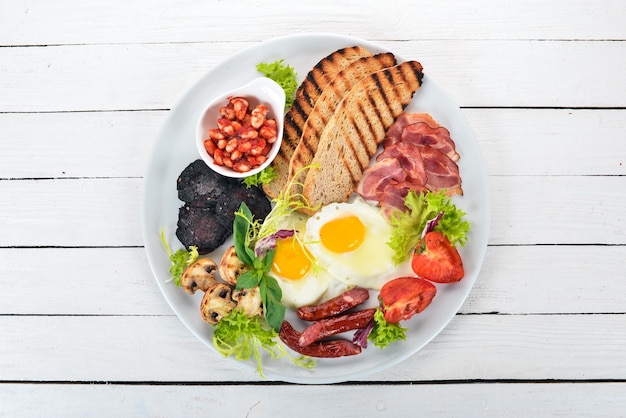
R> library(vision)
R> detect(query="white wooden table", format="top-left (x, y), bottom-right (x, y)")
top-left (1, 1), bottom-right (625, 416)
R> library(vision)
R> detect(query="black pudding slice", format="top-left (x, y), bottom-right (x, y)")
top-left (175, 159), bottom-right (272, 254)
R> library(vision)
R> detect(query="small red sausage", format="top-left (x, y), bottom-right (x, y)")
top-left (296, 287), bottom-right (370, 321)
top-left (278, 321), bottom-right (362, 358)
top-left (298, 308), bottom-right (376, 347)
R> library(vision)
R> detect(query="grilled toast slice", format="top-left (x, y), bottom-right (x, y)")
top-left (301, 61), bottom-right (425, 212)
top-left (287, 52), bottom-right (398, 194)
top-left (262, 46), bottom-right (373, 199)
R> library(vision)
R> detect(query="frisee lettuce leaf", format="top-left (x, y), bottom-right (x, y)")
top-left (256, 60), bottom-right (298, 110)
top-left (257, 163), bottom-right (321, 242)
top-left (159, 228), bottom-right (198, 287)
top-left (212, 309), bottom-right (316, 377)
top-left (387, 190), bottom-right (470, 264)
top-left (368, 309), bottom-right (407, 349)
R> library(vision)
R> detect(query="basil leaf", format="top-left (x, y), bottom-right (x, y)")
top-left (233, 203), bottom-right (254, 266)
top-left (253, 257), bottom-right (265, 272)
top-left (235, 269), bottom-right (261, 290)
top-left (261, 248), bottom-right (276, 273)
top-left (264, 274), bottom-right (283, 302)
top-left (265, 299), bottom-right (286, 333)
top-left (260, 275), bottom-right (285, 332)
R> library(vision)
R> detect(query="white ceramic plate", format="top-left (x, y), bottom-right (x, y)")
top-left (141, 33), bottom-right (490, 384)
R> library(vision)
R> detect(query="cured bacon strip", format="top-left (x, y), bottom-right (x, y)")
top-left (356, 113), bottom-right (463, 213)
top-left (357, 158), bottom-right (406, 201)
top-left (401, 123), bottom-right (460, 162)
top-left (377, 142), bottom-right (428, 184)
top-left (379, 181), bottom-right (428, 219)
top-left (420, 146), bottom-right (463, 196)
top-left (384, 113), bottom-right (440, 145)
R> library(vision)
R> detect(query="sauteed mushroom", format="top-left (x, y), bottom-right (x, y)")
top-left (232, 286), bottom-right (263, 318)
top-left (219, 246), bottom-right (249, 286)
top-left (180, 258), bottom-right (218, 295)
top-left (200, 283), bottom-right (236, 325)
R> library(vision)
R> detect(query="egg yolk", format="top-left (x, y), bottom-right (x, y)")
top-left (271, 236), bottom-right (312, 280)
top-left (319, 215), bottom-right (365, 253)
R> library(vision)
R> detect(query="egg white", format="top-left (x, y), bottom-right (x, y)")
top-left (303, 198), bottom-right (403, 290)
top-left (265, 211), bottom-right (334, 309)
top-left (273, 265), bottom-right (335, 309)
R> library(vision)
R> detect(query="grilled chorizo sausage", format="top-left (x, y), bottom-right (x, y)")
top-left (298, 308), bottom-right (376, 347)
top-left (296, 287), bottom-right (370, 321)
top-left (278, 321), bottom-right (362, 358)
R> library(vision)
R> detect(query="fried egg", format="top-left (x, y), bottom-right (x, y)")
top-left (268, 213), bottom-right (334, 309)
top-left (303, 198), bottom-right (398, 289)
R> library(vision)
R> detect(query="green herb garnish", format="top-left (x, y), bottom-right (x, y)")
top-left (368, 309), bottom-right (407, 349)
top-left (256, 59), bottom-right (298, 110)
top-left (387, 190), bottom-right (470, 264)
top-left (256, 163), bottom-right (320, 242)
top-left (243, 166), bottom-right (278, 188)
top-left (232, 202), bottom-right (286, 332)
top-left (213, 309), bottom-right (316, 377)
top-left (160, 228), bottom-right (199, 286)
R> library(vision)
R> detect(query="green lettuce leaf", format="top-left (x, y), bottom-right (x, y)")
top-left (387, 190), bottom-right (470, 264)
top-left (368, 310), bottom-right (407, 349)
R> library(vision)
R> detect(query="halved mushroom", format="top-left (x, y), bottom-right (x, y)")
top-left (200, 283), bottom-right (237, 325)
top-left (232, 286), bottom-right (263, 318)
top-left (219, 246), bottom-right (249, 286)
top-left (180, 258), bottom-right (218, 295)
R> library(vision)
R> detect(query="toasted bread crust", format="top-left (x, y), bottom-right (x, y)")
top-left (301, 61), bottom-right (424, 212)
top-left (287, 53), bottom-right (398, 192)
top-left (262, 46), bottom-right (373, 199)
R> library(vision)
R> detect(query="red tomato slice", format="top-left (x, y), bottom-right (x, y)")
top-left (411, 231), bottom-right (464, 283)
top-left (379, 277), bottom-right (437, 323)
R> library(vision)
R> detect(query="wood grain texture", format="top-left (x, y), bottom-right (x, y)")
top-left (0, 40), bottom-right (624, 112)
top-left (1, 0), bottom-right (625, 45)
top-left (2, 109), bottom-right (624, 179)
top-left (0, 315), bottom-right (624, 382)
top-left (1, 383), bottom-right (625, 418)
top-left (1, 246), bottom-right (624, 316)
top-left (1, 176), bottom-right (624, 246)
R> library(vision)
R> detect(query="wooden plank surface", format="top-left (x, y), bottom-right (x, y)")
top-left (2, 0), bottom-right (625, 44)
top-left (1, 176), bottom-right (624, 247)
top-left (0, 314), bottom-right (624, 382)
top-left (2, 382), bottom-right (625, 418)
top-left (1, 40), bottom-right (624, 112)
top-left (2, 109), bottom-right (625, 179)
top-left (1, 245), bottom-right (624, 316)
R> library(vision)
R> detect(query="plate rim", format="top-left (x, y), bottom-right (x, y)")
top-left (140, 32), bottom-right (491, 384)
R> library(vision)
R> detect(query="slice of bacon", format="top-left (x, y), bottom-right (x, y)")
top-left (420, 145), bottom-right (463, 196)
top-left (377, 142), bottom-right (428, 185)
top-left (357, 112), bottom-right (463, 212)
top-left (357, 157), bottom-right (406, 201)
top-left (379, 181), bottom-right (428, 219)
top-left (383, 113), bottom-right (440, 147)
top-left (401, 122), bottom-right (460, 162)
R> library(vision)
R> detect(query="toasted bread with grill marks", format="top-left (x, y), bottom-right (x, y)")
top-left (262, 46), bottom-right (373, 199)
top-left (287, 52), bottom-right (398, 194)
top-left (301, 61), bottom-right (425, 213)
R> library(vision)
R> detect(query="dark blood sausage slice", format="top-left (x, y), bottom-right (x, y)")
top-left (298, 308), bottom-right (376, 347)
top-left (175, 159), bottom-right (271, 254)
top-left (176, 205), bottom-right (232, 254)
top-left (279, 321), bottom-right (362, 358)
top-left (296, 287), bottom-right (370, 321)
